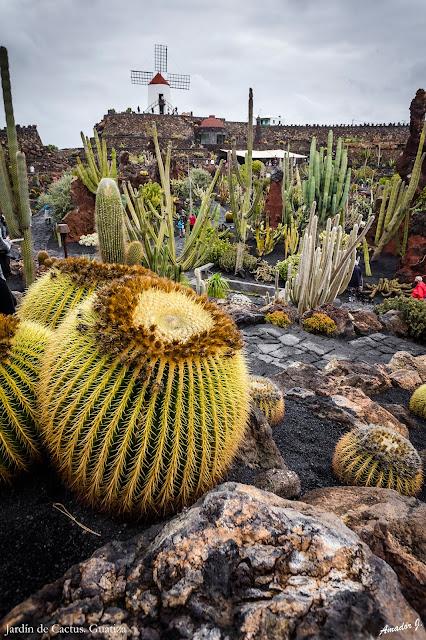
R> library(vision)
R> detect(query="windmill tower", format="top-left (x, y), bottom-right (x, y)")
top-left (131, 44), bottom-right (190, 115)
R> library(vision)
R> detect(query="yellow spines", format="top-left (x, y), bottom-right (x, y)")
top-left (39, 276), bottom-right (250, 517)
top-left (302, 312), bottom-right (337, 335)
top-left (0, 315), bottom-right (52, 481)
top-left (332, 425), bottom-right (423, 497)
top-left (249, 375), bottom-right (285, 426)
top-left (265, 311), bottom-right (291, 328)
top-left (409, 384), bottom-right (426, 419)
top-left (125, 240), bottom-right (144, 266)
top-left (95, 177), bottom-right (126, 264)
top-left (18, 257), bottom-right (153, 329)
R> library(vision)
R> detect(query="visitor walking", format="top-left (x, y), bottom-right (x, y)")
top-left (189, 212), bottom-right (196, 231)
top-left (177, 216), bottom-right (185, 238)
top-left (0, 264), bottom-right (16, 315)
top-left (411, 275), bottom-right (426, 299)
top-left (348, 258), bottom-right (363, 300)
top-left (0, 214), bottom-right (12, 278)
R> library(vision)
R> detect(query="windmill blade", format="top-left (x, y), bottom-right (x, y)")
top-left (131, 70), bottom-right (154, 85)
top-left (154, 44), bottom-right (168, 72)
top-left (167, 73), bottom-right (191, 90)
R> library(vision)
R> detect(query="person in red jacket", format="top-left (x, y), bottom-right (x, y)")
top-left (411, 275), bottom-right (426, 299)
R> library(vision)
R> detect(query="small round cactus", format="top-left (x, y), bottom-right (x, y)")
top-left (409, 384), bottom-right (426, 419)
top-left (125, 240), bottom-right (144, 266)
top-left (249, 375), bottom-right (285, 426)
top-left (0, 315), bottom-right (52, 481)
top-left (332, 425), bottom-right (423, 496)
top-left (39, 275), bottom-right (250, 517)
top-left (18, 257), bottom-right (153, 329)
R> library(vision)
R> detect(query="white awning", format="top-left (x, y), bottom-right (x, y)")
top-left (221, 149), bottom-right (307, 160)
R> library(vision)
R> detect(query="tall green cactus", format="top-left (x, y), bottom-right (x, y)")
top-left (0, 46), bottom-right (34, 285)
top-left (95, 178), bottom-right (126, 264)
top-left (227, 88), bottom-right (263, 273)
top-left (123, 124), bottom-right (222, 281)
top-left (302, 130), bottom-right (351, 225)
top-left (372, 124), bottom-right (425, 260)
top-left (75, 129), bottom-right (117, 194)
top-left (283, 203), bottom-right (374, 314)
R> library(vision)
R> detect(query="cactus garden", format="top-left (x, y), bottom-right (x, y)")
top-left (0, 19), bottom-right (426, 640)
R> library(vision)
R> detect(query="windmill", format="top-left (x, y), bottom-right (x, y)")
top-left (131, 44), bottom-right (190, 115)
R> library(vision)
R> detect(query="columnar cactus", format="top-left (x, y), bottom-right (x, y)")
top-left (302, 130), bottom-right (351, 225)
top-left (95, 177), bottom-right (126, 264)
top-left (283, 204), bottom-right (373, 314)
top-left (409, 384), bottom-right (426, 419)
top-left (75, 129), bottom-right (117, 194)
top-left (0, 315), bottom-right (51, 481)
top-left (39, 275), bottom-right (250, 517)
top-left (18, 257), bottom-right (152, 329)
top-left (249, 376), bottom-right (285, 426)
top-left (332, 425), bottom-right (423, 496)
top-left (0, 46), bottom-right (35, 285)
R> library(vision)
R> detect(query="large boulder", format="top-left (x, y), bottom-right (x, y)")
top-left (235, 406), bottom-right (286, 470)
top-left (304, 486), bottom-right (426, 622)
top-left (62, 177), bottom-right (95, 242)
top-left (350, 309), bottom-right (384, 336)
top-left (387, 351), bottom-right (426, 383)
top-left (379, 310), bottom-right (409, 337)
top-left (1, 483), bottom-right (422, 639)
top-left (324, 358), bottom-right (393, 396)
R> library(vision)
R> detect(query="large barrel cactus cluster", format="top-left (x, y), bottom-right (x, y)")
top-left (39, 275), bottom-right (250, 516)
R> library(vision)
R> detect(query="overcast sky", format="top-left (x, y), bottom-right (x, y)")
top-left (0, 0), bottom-right (425, 148)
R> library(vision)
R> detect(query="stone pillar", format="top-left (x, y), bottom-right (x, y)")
top-left (264, 168), bottom-right (283, 228)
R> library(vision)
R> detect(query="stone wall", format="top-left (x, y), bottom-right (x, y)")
top-left (95, 111), bottom-right (409, 165)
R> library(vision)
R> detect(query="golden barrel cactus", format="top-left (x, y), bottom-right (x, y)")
top-left (0, 315), bottom-right (51, 481)
top-left (332, 425), bottom-right (423, 496)
top-left (249, 375), bottom-right (285, 425)
top-left (18, 257), bottom-right (152, 329)
top-left (39, 275), bottom-right (250, 517)
top-left (409, 384), bottom-right (426, 419)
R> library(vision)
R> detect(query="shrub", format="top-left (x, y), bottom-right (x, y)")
top-left (265, 310), bottom-right (291, 328)
top-left (302, 312), bottom-right (336, 335)
top-left (375, 296), bottom-right (426, 341)
top-left (207, 273), bottom-right (230, 299)
top-left (254, 262), bottom-right (275, 282)
top-left (276, 254), bottom-right (301, 282)
top-left (409, 384), bottom-right (426, 419)
top-left (37, 172), bottom-right (74, 222)
top-left (39, 275), bottom-right (250, 517)
top-left (332, 425), bottom-right (423, 496)
top-left (172, 168), bottom-right (212, 201)
top-left (249, 375), bottom-right (285, 426)
top-left (207, 238), bottom-right (257, 274)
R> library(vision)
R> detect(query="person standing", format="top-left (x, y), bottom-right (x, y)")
top-left (189, 212), bottom-right (196, 231)
top-left (0, 264), bottom-right (16, 315)
top-left (411, 275), bottom-right (426, 299)
top-left (0, 214), bottom-right (12, 278)
top-left (177, 216), bottom-right (185, 238)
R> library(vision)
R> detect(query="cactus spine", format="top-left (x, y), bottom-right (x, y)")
top-left (0, 47), bottom-right (35, 285)
top-left (0, 315), bottom-right (51, 481)
top-left (283, 204), bottom-right (373, 314)
top-left (18, 257), bottom-right (152, 329)
top-left (332, 425), bottom-right (423, 496)
top-left (409, 384), bottom-right (426, 419)
top-left (75, 129), bottom-right (117, 194)
top-left (39, 275), bottom-right (250, 517)
top-left (125, 240), bottom-right (144, 265)
top-left (95, 177), bottom-right (126, 264)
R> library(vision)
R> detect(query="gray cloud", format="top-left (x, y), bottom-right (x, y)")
top-left (0, 0), bottom-right (425, 147)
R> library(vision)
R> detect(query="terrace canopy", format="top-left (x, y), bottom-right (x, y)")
top-left (219, 148), bottom-right (306, 162)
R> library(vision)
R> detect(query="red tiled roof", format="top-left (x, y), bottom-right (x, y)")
top-left (149, 72), bottom-right (170, 86)
top-left (200, 115), bottom-right (225, 128)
